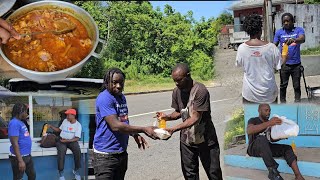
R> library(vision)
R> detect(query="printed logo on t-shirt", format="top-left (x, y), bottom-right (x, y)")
top-left (252, 51), bottom-right (262, 57)
top-left (116, 102), bottom-right (128, 122)
top-left (23, 126), bottom-right (30, 137)
top-left (69, 127), bottom-right (73, 131)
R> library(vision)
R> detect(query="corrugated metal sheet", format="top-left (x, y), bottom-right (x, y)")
top-left (230, 0), bottom-right (304, 10)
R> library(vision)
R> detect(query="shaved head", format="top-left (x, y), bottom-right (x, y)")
top-left (258, 103), bottom-right (270, 111)
top-left (258, 104), bottom-right (271, 121)
top-left (172, 63), bottom-right (190, 76)
top-left (171, 63), bottom-right (192, 90)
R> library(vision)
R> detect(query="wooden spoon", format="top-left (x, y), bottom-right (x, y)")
top-left (20, 18), bottom-right (77, 37)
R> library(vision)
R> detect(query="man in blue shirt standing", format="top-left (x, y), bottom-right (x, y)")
top-left (93, 68), bottom-right (158, 180)
top-left (274, 13), bottom-right (305, 103)
top-left (8, 103), bottom-right (36, 180)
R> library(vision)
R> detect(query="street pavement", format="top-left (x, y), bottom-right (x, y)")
top-left (124, 86), bottom-right (242, 180)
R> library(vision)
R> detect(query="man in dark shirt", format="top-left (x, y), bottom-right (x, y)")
top-left (157, 63), bottom-right (222, 180)
top-left (247, 104), bottom-right (304, 180)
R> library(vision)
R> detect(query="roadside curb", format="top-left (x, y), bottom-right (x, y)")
top-left (124, 85), bottom-right (217, 96)
top-left (124, 89), bottom-right (173, 96)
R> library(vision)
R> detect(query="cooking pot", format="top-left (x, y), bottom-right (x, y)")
top-left (0, 0), bottom-right (104, 83)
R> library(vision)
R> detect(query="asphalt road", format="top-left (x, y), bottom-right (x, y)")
top-left (124, 85), bottom-right (242, 180)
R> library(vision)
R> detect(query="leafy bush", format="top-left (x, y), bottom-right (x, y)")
top-left (74, 1), bottom-right (233, 80)
top-left (224, 108), bottom-right (245, 150)
top-left (301, 46), bottom-right (320, 55)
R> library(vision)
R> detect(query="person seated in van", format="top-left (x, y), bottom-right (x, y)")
top-left (247, 104), bottom-right (304, 180)
top-left (48, 108), bottom-right (82, 180)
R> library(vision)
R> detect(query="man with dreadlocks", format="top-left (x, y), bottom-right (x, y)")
top-left (274, 12), bottom-right (305, 103)
top-left (93, 67), bottom-right (158, 180)
top-left (8, 103), bottom-right (36, 180)
top-left (236, 14), bottom-right (284, 104)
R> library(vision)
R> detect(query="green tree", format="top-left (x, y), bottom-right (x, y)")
top-left (73, 1), bottom-right (232, 81)
top-left (304, 0), bottom-right (320, 4)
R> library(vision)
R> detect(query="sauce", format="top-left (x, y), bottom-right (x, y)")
top-left (3, 9), bottom-right (92, 72)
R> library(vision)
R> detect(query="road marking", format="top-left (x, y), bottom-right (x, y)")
top-left (129, 109), bottom-right (172, 118)
top-left (210, 97), bottom-right (238, 103)
top-left (129, 97), bottom-right (239, 118)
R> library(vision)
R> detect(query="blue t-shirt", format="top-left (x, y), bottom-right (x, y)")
top-left (93, 90), bottom-right (129, 153)
top-left (8, 118), bottom-right (32, 155)
top-left (273, 27), bottom-right (305, 65)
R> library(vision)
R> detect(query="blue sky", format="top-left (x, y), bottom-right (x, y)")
top-left (150, 1), bottom-right (235, 21)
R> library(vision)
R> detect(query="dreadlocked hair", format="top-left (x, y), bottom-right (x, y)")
top-left (12, 103), bottom-right (28, 119)
top-left (243, 14), bottom-right (262, 37)
top-left (281, 13), bottom-right (294, 22)
top-left (100, 67), bottom-right (126, 92)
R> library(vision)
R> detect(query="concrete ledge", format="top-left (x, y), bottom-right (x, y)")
top-left (224, 154), bottom-right (320, 178)
top-left (0, 141), bottom-right (89, 159)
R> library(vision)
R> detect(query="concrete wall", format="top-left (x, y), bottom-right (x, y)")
top-left (301, 55), bottom-right (320, 77)
top-left (0, 154), bottom-right (88, 180)
top-left (274, 4), bottom-right (320, 50)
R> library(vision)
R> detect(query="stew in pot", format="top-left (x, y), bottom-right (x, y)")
top-left (3, 9), bottom-right (92, 72)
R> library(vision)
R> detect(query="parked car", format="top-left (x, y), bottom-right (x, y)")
top-left (0, 117), bottom-right (8, 139)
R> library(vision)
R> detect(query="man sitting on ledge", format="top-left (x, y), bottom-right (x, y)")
top-left (246, 104), bottom-right (304, 180)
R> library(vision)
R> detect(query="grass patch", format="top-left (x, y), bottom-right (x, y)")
top-left (301, 46), bottom-right (320, 55)
top-left (224, 108), bottom-right (245, 150)
top-left (124, 75), bottom-right (213, 93)
top-left (0, 75), bottom-right (213, 94)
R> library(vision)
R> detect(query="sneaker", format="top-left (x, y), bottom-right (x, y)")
top-left (73, 170), bottom-right (81, 180)
top-left (268, 168), bottom-right (284, 180)
top-left (59, 171), bottom-right (65, 180)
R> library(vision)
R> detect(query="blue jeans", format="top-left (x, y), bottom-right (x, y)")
top-left (93, 151), bottom-right (128, 180)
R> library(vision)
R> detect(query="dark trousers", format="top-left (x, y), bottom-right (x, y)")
top-left (9, 155), bottom-right (36, 180)
top-left (93, 151), bottom-right (128, 180)
top-left (247, 135), bottom-right (297, 169)
top-left (56, 140), bottom-right (81, 172)
top-left (180, 142), bottom-right (223, 180)
top-left (280, 64), bottom-right (301, 103)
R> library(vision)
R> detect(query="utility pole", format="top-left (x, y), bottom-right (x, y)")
top-left (264, 0), bottom-right (273, 42)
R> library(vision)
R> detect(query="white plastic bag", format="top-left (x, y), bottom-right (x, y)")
top-left (271, 114), bottom-right (299, 140)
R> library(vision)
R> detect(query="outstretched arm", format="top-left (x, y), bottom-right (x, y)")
top-left (105, 115), bottom-right (158, 139)
top-left (165, 110), bottom-right (202, 135)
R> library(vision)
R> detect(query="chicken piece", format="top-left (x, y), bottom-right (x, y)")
top-left (23, 35), bottom-right (32, 42)
top-left (30, 40), bottom-right (40, 47)
top-left (10, 50), bottom-right (22, 57)
top-left (19, 20), bottom-right (27, 28)
top-left (80, 38), bottom-right (92, 47)
top-left (55, 38), bottom-right (66, 49)
top-left (43, 10), bottom-right (51, 18)
top-left (36, 61), bottom-right (46, 72)
top-left (21, 28), bottom-right (32, 42)
top-left (66, 32), bottom-right (74, 38)
top-left (25, 40), bottom-right (41, 51)
top-left (47, 61), bottom-right (56, 72)
top-left (39, 19), bottom-right (48, 28)
top-left (37, 50), bottom-right (52, 61)
top-left (13, 25), bottom-right (20, 32)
